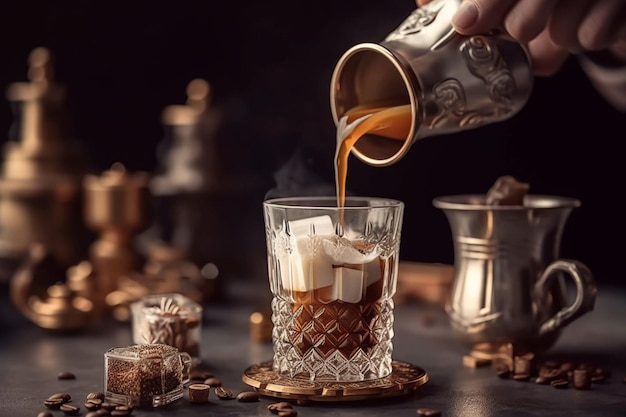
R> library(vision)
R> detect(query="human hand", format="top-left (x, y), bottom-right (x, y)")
top-left (416, 0), bottom-right (626, 76)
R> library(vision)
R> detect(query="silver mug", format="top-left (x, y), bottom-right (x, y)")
top-left (433, 194), bottom-right (597, 353)
top-left (330, 0), bottom-right (533, 166)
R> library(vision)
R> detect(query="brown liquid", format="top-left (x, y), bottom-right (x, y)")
top-left (290, 256), bottom-right (393, 357)
top-left (334, 104), bottom-right (412, 208)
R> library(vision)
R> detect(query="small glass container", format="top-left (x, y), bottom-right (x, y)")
top-left (131, 293), bottom-right (202, 365)
top-left (104, 344), bottom-right (191, 407)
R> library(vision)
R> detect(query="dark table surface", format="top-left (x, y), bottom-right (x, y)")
top-left (1, 278), bottom-right (625, 417)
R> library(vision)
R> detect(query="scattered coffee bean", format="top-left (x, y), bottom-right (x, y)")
top-left (85, 413), bottom-right (101, 417)
top-left (48, 393), bottom-right (72, 402)
top-left (214, 386), bottom-right (234, 400)
top-left (110, 405), bottom-right (133, 417)
top-left (551, 378), bottom-right (570, 389)
top-left (463, 355), bottom-right (491, 368)
top-left (60, 403), bottom-right (80, 415)
top-left (203, 377), bottom-right (222, 387)
top-left (277, 409), bottom-right (298, 417)
top-left (534, 376), bottom-right (551, 385)
top-left (101, 402), bottom-right (118, 411)
top-left (57, 371), bottom-right (76, 380)
top-left (37, 412), bottom-right (53, 417)
top-left (44, 393), bottom-right (71, 409)
top-left (87, 392), bottom-right (105, 401)
top-left (85, 399), bottom-right (103, 411)
top-left (94, 409), bottom-right (111, 416)
top-left (512, 373), bottom-right (530, 382)
top-left (268, 402), bottom-right (294, 413)
top-left (188, 383), bottom-right (211, 403)
top-left (44, 399), bottom-right (64, 409)
top-left (416, 407), bottom-right (442, 416)
top-left (496, 365), bottom-right (511, 379)
top-left (236, 391), bottom-right (259, 402)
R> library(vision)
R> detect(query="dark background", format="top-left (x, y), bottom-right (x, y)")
top-left (1, 0), bottom-right (624, 288)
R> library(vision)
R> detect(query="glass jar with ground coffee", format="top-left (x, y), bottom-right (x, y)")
top-left (104, 343), bottom-right (191, 407)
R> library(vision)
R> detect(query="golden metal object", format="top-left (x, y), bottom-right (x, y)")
top-left (242, 360), bottom-right (428, 402)
top-left (10, 243), bottom-right (95, 331)
top-left (249, 311), bottom-right (273, 344)
top-left (104, 242), bottom-right (216, 322)
top-left (0, 46), bottom-right (89, 281)
top-left (83, 163), bottom-right (150, 312)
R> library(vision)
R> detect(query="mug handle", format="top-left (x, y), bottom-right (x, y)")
top-left (535, 259), bottom-right (597, 335)
top-left (179, 352), bottom-right (192, 384)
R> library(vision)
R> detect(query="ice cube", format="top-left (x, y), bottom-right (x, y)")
top-left (332, 266), bottom-right (365, 303)
top-left (276, 215), bottom-right (336, 292)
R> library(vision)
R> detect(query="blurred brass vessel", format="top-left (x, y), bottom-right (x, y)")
top-left (0, 47), bottom-right (89, 281)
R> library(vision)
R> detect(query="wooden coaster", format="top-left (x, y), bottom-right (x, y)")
top-left (242, 360), bottom-right (428, 402)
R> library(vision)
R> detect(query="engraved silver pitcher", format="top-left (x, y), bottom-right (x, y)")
top-left (330, 0), bottom-right (533, 166)
top-left (433, 194), bottom-right (597, 353)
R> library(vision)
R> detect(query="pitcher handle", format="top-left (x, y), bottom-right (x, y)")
top-left (179, 352), bottom-right (192, 384)
top-left (536, 259), bottom-right (597, 335)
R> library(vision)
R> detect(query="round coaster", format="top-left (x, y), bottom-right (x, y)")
top-left (241, 360), bottom-right (428, 402)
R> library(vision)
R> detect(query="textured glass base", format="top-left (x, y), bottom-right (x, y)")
top-left (272, 297), bottom-right (394, 382)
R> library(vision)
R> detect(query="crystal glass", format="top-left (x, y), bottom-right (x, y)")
top-left (131, 293), bottom-right (202, 365)
top-left (263, 196), bottom-right (404, 381)
top-left (104, 344), bottom-right (191, 407)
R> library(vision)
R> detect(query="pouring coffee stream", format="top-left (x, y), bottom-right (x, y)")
top-left (334, 104), bottom-right (412, 209)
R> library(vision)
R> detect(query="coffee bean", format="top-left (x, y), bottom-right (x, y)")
top-left (236, 391), bottom-right (259, 402)
top-left (48, 393), bottom-right (72, 403)
top-left (37, 412), bottom-right (53, 417)
top-left (44, 400), bottom-right (63, 409)
top-left (94, 409), bottom-right (110, 416)
top-left (85, 399), bottom-right (102, 411)
top-left (101, 402), bottom-right (118, 411)
top-left (60, 403), bottom-right (80, 415)
top-left (87, 392), bottom-right (105, 401)
top-left (277, 409), bottom-right (298, 417)
top-left (203, 377), bottom-right (222, 387)
top-left (85, 413), bottom-right (101, 417)
top-left (416, 408), bottom-right (442, 416)
top-left (214, 387), bottom-right (234, 400)
top-left (551, 378), bottom-right (570, 389)
top-left (535, 376), bottom-right (551, 385)
top-left (268, 402), bottom-right (294, 413)
top-left (111, 407), bottom-right (132, 417)
top-left (57, 371), bottom-right (76, 380)
top-left (496, 365), bottom-right (511, 379)
top-left (512, 373), bottom-right (530, 382)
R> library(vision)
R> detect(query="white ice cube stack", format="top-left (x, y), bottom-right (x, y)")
top-left (276, 215), bottom-right (382, 303)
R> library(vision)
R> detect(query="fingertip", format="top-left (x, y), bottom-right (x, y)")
top-left (452, 1), bottom-right (479, 32)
